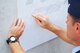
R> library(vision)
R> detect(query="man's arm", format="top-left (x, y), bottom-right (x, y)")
top-left (9, 42), bottom-right (25, 53)
top-left (7, 18), bottom-right (25, 53)
top-left (33, 14), bottom-right (76, 45)
top-left (45, 22), bottom-right (76, 45)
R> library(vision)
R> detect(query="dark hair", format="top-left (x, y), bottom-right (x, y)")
top-left (68, 0), bottom-right (80, 23)
top-left (70, 14), bottom-right (80, 23)
top-left (68, 5), bottom-right (80, 23)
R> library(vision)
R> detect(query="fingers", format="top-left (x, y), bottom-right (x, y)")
top-left (33, 15), bottom-right (43, 24)
top-left (32, 14), bottom-right (49, 23)
top-left (32, 15), bottom-right (43, 21)
top-left (20, 19), bottom-right (25, 28)
top-left (11, 18), bottom-right (25, 29)
top-left (18, 19), bottom-right (25, 32)
top-left (19, 24), bottom-right (25, 35)
top-left (11, 18), bottom-right (22, 27)
top-left (17, 18), bottom-right (22, 26)
top-left (35, 18), bottom-right (42, 26)
top-left (9, 17), bottom-right (25, 39)
top-left (17, 20), bottom-right (25, 38)
top-left (33, 14), bottom-right (47, 25)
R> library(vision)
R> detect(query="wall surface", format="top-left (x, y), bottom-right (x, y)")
top-left (17, 0), bottom-right (67, 50)
top-left (27, 38), bottom-right (75, 53)
top-left (0, 0), bottom-right (17, 53)
top-left (0, 0), bottom-right (75, 53)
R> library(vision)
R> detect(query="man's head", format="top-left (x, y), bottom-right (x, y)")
top-left (67, 0), bottom-right (80, 43)
top-left (67, 14), bottom-right (80, 43)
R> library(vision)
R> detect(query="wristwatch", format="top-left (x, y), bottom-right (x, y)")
top-left (6, 36), bottom-right (18, 44)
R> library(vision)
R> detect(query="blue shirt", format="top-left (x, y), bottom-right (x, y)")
top-left (72, 46), bottom-right (80, 53)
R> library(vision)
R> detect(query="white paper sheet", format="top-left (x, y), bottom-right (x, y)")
top-left (17, 0), bottom-right (68, 51)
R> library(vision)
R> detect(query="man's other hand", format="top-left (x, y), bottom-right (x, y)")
top-left (9, 18), bottom-right (25, 39)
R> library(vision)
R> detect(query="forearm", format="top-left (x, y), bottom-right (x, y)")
top-left (9, 42), bottom-right (25, 53)
top-left (47, 23), bottom-right (77, 45)
top-left (7, 18), bottom-right (26, 53)
top-left (46, 23), bottom-right (66, 36)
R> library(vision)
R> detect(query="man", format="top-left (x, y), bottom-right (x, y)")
top-left (33, 0), bottom-right (80, 46)
top-left (7, 0), bottom-right (80, 53)
top-left (6, 18), bottom-right (25, 53)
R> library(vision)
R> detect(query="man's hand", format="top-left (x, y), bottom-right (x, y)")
top-left (8, 18), bottom-right (25, 53)
top-left (9, 18), bottom-right (25, 39)
top-left (33, 14), bottom-right (51, 29)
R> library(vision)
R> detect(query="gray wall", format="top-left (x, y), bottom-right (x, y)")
top-left (27, 38), bottom-right (75, 53)
top-left (0, 0), bottom-right (75, 53)
top-left (0, 0), bottom-right (17, 53)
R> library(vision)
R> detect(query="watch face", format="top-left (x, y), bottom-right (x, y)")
top-left (10, 37), bottom-right (16, 41)
top-left (7, 36), bottom-right (17, 44)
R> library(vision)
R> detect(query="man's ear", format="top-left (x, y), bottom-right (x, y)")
top-left (75, 22), bottom-right (80, 34)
